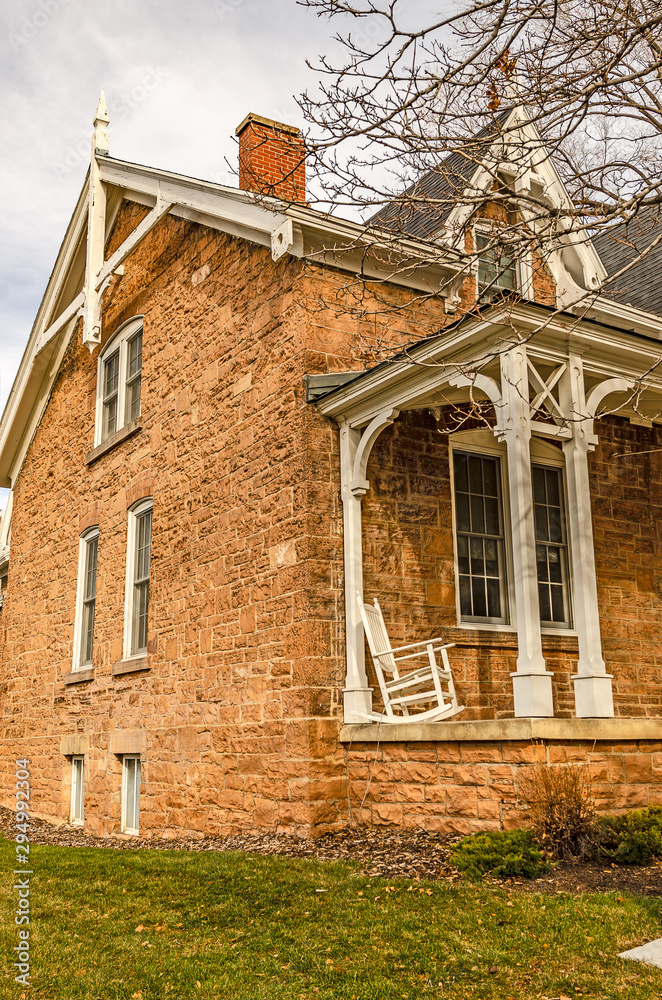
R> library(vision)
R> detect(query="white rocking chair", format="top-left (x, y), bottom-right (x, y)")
top-left (355, 593), bottom-right (464, 724)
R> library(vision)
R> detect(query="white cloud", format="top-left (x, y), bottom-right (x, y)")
top-left (0, 0), bottom-right (337, 413)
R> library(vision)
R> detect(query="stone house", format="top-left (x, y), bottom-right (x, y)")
top-left (1, 94), bottom-right (662, 838)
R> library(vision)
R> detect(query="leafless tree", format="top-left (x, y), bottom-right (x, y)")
top-left (297, 0), bottom-right (662, 330)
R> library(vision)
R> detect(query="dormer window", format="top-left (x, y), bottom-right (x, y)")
top-left (476, 230), bottom-right (517, 300)
top-left (95, 318), bottom-right (143, 446)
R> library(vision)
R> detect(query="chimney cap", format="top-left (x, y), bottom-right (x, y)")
top-left (235, 112), bottom-right (301, 138)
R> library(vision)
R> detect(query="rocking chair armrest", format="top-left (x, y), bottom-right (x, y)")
top-left (392, 644), bottom-right (455, 664)
top-left (374, 637), bottom-right (451, 657)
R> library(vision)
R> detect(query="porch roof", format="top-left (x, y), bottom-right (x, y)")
top-left (314, 299), bottom-right (662, 429)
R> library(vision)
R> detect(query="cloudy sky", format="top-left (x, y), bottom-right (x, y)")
top-left (0, 0), bottom-right (353, 425)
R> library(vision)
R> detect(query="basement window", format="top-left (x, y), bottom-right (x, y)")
top-left (95, 317), bottom-right (143, 446)
top-left (121, 755), bottom-right (141, 835)
top-left (70, 755), bottom-right (85, 826)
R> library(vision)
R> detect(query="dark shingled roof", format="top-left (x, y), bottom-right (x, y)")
top-left (593, 209), bottom-right (662, 318)
top-left (368, 112), bottom-right (513, 240)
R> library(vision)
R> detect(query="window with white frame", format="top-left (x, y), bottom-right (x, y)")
top-left (95, 318), bottom-right (143, 445)
top-left (451, 433), bottom-right (572, 631)
top-left (452, 449), bottom-right (509, 624)
top-left (124, 499), bottom-right (153, 658)
top-left (121, 754), bottom-right (141, 834)
top-left (70, 755), bottom-right (84, 826)
top-left (475, 229), bottom-right (517, 300)
top-left (72, 526), bottom-right (99, 670)
top-left (533, 464), bottom-right (572, 627)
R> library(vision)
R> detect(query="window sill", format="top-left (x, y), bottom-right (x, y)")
top-left (63, 668), bottom-right (94, 685)
top-left (340, 717), bottom-right (662, 744)
top-left (112, 656), bottom-right (150, 677)
top-left (85, 418), bottom-right (142, 465)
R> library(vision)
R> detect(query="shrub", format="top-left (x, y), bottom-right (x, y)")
top-left (592, 806), bottom-right (662, 864)
top-left (524, 763), bottom-right (595, 860)
top-left (450, 829), bottom-right (551, 881)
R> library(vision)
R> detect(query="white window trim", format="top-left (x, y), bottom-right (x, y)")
top-left (70, 755), bottom-right (84, 826)
top-left (72, 526), bottom-right (99, 671)
top-left (450, 430), bottom-right (516, 629)
top-left (94, 316), bottom-right (143, 447)
top-left (121, 754), bottom-right (141, 835)
top-left (123, 498), bottom-right (153, 660)
top-left (450, 429), bottom-right (575, 634)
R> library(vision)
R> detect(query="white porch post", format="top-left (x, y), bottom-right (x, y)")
top-left (499, 346), bottom-right (555, 717)
top-left (560, 358), bottom-right (621, 717)
top-left (339, 420), bottom-right (372, 722)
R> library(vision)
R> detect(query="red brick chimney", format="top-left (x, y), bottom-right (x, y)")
top-left (235, 113), bottom-right (306, 203)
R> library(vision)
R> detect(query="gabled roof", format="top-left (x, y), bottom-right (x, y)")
top-left (369, 111), bottom-right (512, 239)
top-left (0, 151), bottom-right (464, 490)
top-left (593, 208), bottom-right (662, 318)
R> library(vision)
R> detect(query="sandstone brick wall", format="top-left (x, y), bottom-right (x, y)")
top-left (342, 737), bottom-right (662, 834)
top-left (356, 409), bottom-right (662, 721)
top-left (1, 190), bottom-right (660, 842)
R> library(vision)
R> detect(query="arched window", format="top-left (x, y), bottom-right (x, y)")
top-left (95, 317), bottom-right (143, 445)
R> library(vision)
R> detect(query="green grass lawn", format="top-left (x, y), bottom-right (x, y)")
top-left (1, 836), bottom-right (661, 999)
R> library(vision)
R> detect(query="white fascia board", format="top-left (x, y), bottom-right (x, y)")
top-left (0, 182), bottom-right (89, 487)
top-left (100, 158), bottom-right (464, 286)
top-left (574, 295), bottom-right (662, 340)
top-left (315, 303), bottom-right (662, 427)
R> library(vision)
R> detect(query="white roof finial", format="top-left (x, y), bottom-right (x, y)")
top-left (93, 88), bottom-right (110, 155)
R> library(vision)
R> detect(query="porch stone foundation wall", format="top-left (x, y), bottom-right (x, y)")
top-left (340, 732), bottom-right (662, 834)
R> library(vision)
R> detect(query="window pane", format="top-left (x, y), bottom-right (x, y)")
top-left (132, 508), bottom-right (152, 655)
top-left (124, 331), bottom-right (143, 423)
top-left (455, 491), bottom-right (470, 533)
top-left (459, 575), bottom-right (472, 616)
top-left (468, 455), bottom-right (483, 494)
top-left (102, 395), bottom-right (118, 441)
top-left (484, 496), bottom-right (499, 535)
top-left (453, 452), bottom-right (506, 623)
top-left (470, 493), bottom-right (484, 533)
top-left (127, 331), bottom-right (142, 380)
top-left (81, 600), bottom-right (95, 664)
top-left (453, 453), bottom-right (468, 493)
top-left (80, 535), bottom-right (98, 666)
top-left (472, 575), bottom-right (487, 617)
top-left (71, 757), bottom-right (84, 825)
top-left (104, 351), bottom-right (119, 397)
top-left (84, 536), bottom-right (98, 601)
top-left (124, 757), bottom-right (140, 832)
top-left (533, 465), bottom-right (570, 626)
top-left (457, 535), bottom-right (470, 574)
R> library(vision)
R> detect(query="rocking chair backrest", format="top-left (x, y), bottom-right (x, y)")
top-left (357, 594), bottom-right (398, 675)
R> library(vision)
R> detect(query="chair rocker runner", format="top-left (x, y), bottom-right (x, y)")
top-left (355, 593), bottom-right (464, 724)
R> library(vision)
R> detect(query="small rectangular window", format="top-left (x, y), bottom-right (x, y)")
top-left (533, 465), bottom-right (571, 627)
top-left (453, 451), bottom-right (508, 624)
top-left (122, 755), bottom-right (141, 834)
top-left (476, 232), bottom-right (516, 300)
top-left (70, 756), bottom-right (84, 826)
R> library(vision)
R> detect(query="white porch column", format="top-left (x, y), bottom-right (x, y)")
top-left (560, 359), bottom-right (630, 717)
top-left (499, 347), bottom-right (555, 717)
top-left (339, 420), bottom-right (372, 722)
